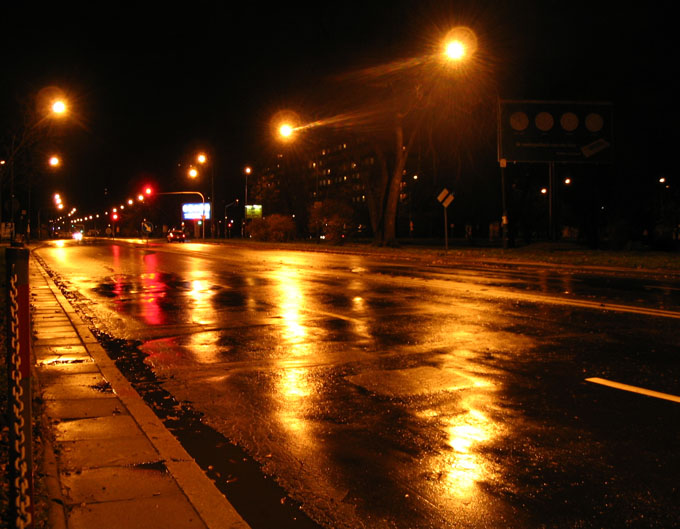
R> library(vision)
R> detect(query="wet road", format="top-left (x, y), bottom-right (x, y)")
top-left (34, 239), bottom-right (680, 529)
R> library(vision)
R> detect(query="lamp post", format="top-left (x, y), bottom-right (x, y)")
top-left (243, 166), bottom-right (252, 238)
top-left (5, 95), bottom-right (69, 244)
top-left (196, 152), bottom-right (215, 238)
top-left (187, 163), bottom-right (206, 239)
top-left (158, 191), bottom-right (206, 239)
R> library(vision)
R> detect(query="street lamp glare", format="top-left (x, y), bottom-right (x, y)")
top-left (49, 155), bottom-right (61, 167)
top-left (188, 167), bottom-right (199, 178)
top-left (444, 40), bottom-right (466, 61)
top-left (279, 123), bottom-right (294, 138)
top-left (197, 153), bottom-right (207, 164)
top-left (52, 100), bottom-right (67, 114)
top-left (442, 26), bottom-right (478, 63)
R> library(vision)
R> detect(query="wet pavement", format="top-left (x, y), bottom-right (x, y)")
top-left (29, 257), bottom-right (250, 529)
top-left (32, 239), bottom-right (680, 528)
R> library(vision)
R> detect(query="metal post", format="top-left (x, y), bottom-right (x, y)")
top-left (5, 247), bottom-right (34, 529)
top-left (500, 158), bottom-right (509, 249)
top-left (444, 206), bottom-right (448, 252)
top-left (549, 161), bottom-right (555, 241)
top-left (243, 171), bottom-right (248, 238)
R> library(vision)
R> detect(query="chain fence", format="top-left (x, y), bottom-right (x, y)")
top-left (4, 247), bottom-right (33, 529)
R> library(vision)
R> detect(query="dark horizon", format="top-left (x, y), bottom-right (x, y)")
top-left (1, 1), bottom-right (676, 240)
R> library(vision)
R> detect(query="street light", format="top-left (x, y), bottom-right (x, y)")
top-left (196, 152), bottom-right (215, 237)
top-left (5, 92), bottom-right (71, 244)
top-left (243, 166), bottom-right (252, 238)
top-left (442, 26), bottom-right (478, 63)
top-left (51, 100), bottom-right (67, 115)
top-left (279, 123), bottom-right (294, 139)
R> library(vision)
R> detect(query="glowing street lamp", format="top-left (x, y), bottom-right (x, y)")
top-left (49, 155), bottom-right (61, 167)
top-left (444, 40), bottom-right (466, 61)
top-left (279, 123), bottom-right (294, 139)
top-left (188, 167), bottom-right (198, 179)
top-left (442, 26), bottom-right (477, 63)
top-left (196, 152), bottom-right (216, 237)
top-left (51, 100), bottom-right (67, 115)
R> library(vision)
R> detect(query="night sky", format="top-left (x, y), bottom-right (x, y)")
top-left (1, 1), bottom-right (675, 218)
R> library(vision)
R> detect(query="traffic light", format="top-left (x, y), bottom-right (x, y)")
top-left (112, 212), bottom-right (119, 221)
top-left (143, 185), bottom-right (153, 196)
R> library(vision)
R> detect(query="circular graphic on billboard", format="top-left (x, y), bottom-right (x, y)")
top-left (510, 111), bottom-right (529, 131)
top-left (560, 112), bottom-right (579, 132)
top-left (535, 112), bottom-right (554, 131)
top-left (585, 113), bottom-right (604, 132)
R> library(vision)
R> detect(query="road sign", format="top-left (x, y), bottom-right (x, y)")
top-left (437, 188), bottom-right (454, 207)
top-left (498, 100), bottom-right (613, 163)
top-left (437, 189), bottom-right (455, 251)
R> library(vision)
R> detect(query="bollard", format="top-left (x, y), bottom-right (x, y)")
top-left (5, 247), bottom-right (33, 529)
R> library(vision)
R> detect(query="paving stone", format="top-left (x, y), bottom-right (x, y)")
top-left (66, 494), bottom-right (205, 529)
top-left (53, 414), bottom-right (141, 442)
top-left (44, 398), bottom-right (126, 420)
top-left (60, 464), bottom-right (179, 504)
top-left (56, 436), bottom-right (160, 471)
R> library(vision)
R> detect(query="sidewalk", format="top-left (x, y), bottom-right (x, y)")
top-left (29, 256), bottom-right (250, 529)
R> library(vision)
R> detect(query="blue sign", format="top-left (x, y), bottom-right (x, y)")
top-left (182, 203), bottom-right (211, 220)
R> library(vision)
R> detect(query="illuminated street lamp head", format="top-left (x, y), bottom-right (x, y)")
top-left (188, 167), bottom-right (199, 178)
top-left (244, 166), bottom-right (252, 175)
top-left (444, 40), bottom-right (466, 61)
top-left (279, 123), bottom-right (294, 139)
top-left (51, 100), bottom-right (67, 115)
top-left (49, 155), bottom-right (61, 167)
top-left (442, 26), bottom-right (478, 63)
top-left (197, 153), bottom-right (207, 164)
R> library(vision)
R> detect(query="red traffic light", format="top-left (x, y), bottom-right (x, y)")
top-left (144, 186), bottom-right (153, 196)
top-left (112, 213), bottom-right (119, 221)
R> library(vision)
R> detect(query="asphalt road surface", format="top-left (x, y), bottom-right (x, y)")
top-left (34, 239), bottom-right (680, 529)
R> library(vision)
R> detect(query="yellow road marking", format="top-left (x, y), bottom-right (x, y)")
top-left (586, 377), bottom-right (680, 404)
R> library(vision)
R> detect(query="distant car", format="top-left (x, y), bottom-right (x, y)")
top-left (166, 229), bottom-right (186, 242)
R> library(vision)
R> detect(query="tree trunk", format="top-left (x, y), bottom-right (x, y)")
top-left (381, 117), bottom-right (416, 245)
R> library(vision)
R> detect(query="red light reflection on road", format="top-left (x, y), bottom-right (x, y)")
top-left (140, 253), bottom-right (166, 325)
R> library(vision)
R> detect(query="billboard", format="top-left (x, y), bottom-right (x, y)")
top-left (498, 100), bottom-right (613, 163)
top-left (245, 205), bottom-right (262, 219)
top-left (182, 202), bottom-right (211, 220)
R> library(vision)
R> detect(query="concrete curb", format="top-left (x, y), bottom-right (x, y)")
top-left (30, 255), bottom-right (251, 529)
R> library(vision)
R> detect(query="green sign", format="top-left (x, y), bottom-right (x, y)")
top-left (245, 205), bottom-right (262, 219)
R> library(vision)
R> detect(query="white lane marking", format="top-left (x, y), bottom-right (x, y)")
top-left (586, 377), bottom-right (680, 404)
